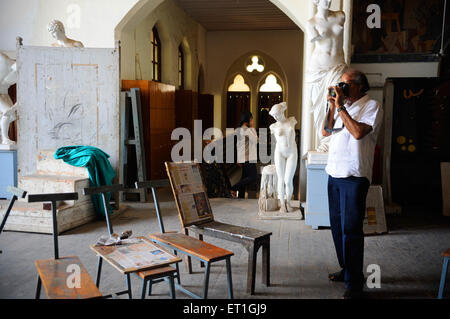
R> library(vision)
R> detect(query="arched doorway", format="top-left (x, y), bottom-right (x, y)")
top-left (257, 73), bottom-right (284, 129)
top-left (226, 74), bottom-right (251, 129)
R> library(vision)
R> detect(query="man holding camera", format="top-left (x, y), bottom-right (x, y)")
top-left (322, 69), bottom-right (383, 299)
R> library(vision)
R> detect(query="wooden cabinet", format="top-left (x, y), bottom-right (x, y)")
top-left (122, 80), bottom-right (176, 180)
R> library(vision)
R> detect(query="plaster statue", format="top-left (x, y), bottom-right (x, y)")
top-left (0, 52), bottom-right (18, 146)
top-left (259, 164), bottom-right (279, 212)
top-left (47, 20), bottom-right (84, 48)
top-left (269, 102), bottom-right (298, 213)
top-left (306, 0), bottom-right (347, 152)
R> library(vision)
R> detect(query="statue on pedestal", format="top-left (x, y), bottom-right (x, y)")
top-left (306, 0), bottom-right (347, 152)
top-left (269, 102), bottom-right (298, 213)
top-left (0, 52), bottom-right (18, 146)
top-left (47, 20), bottom-right (84, 48)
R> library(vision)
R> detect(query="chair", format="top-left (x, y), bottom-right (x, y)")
top-left (30, 191), bottom-right (102, 299)
top-left (438, 248), bottom-right (450, 299)
top-left (83, 184), bottom-right (180, 299)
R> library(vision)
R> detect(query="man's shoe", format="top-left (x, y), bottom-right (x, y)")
top-left (342, 288), bottom-right (364, 299)
top-left (328, 269), bottom-right (345, 282)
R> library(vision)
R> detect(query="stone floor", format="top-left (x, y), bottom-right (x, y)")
top-left (0, 190), bottom-right (449, 299)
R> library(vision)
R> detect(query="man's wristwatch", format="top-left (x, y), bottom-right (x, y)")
top-left (337, 106), bottom-right (346, 113)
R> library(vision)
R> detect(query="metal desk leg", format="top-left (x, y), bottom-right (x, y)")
top-left (148, 278), bottom-right (154, 296)
top-left (246, 244), bottom-right (258, 295)
top-left (262, 239), bottom-right (270, 287)
top-left (198, 234), bottom-right (205, 268)
top-left (96, 256), bottom-right (103, 287)
top-left (226, 257), bottom-right (234, 299)
top-left (35, 275), bottom-right (42, 299)
top-left (183, 228), bottom-right (193, 274)
top-left (126, 273), bottom-right (132, 299)
top-left (168, 275), bottom-right (176, 299)
top-left (141, 279), bottom-right (148, 299)
top-left (203, 262), bottom-right (211, 299)
top-left (173, 250), bottom-right (181, 284)
top-left (438, 257), bottom-right (449, 299)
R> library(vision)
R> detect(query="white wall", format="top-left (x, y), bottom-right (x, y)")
top-left (206, 30), bottom-right (303, 130)
top-left (0, 0), bottom-right (138, 56)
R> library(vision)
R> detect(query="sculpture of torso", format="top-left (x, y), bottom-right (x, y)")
top-left (270, 117), bottom-right (297, 156)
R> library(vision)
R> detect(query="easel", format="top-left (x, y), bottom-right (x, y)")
top-left (165, 162), bottom-right (272, 295)
top-left (83, 184), bottom-right (181, 299)
top-left (0, 186), bottom-right (26, 254)
top-left (30, 191), bottom-right (102, 299)
top-left (120, 88), bottom-right (147, 202)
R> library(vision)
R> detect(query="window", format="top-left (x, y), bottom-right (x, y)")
top-left (246, 56), bottom-right (264, 73)
top-left (259, 74), bottom-right (282, 92)
top-left (178, 45), bottom-right (184, 89)
top-left (151, 27), bottom-right (161, 82)
top-left (228, 74), bottom-right (250, 92)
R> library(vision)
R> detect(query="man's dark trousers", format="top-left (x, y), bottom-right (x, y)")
top-left (328, 175), bottom-right (370, 291)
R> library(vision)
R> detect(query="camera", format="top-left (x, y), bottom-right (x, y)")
top-left (329, 82), bottom-right (350, 98)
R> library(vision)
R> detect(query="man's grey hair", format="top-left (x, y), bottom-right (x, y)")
top-left (345, 68), bottom-right (370, 93)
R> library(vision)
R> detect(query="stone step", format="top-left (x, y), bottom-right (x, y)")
top-left (19, 175), bottom-right (91, 205)
top-left (37, 149), bottom-right (88, 178)
top-left (0, 201), bottom-right (97, 234)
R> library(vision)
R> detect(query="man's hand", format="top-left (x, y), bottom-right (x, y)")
top-left (329, 85), bottom-right (345, 108)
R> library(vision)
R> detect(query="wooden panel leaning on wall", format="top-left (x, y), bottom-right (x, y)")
top-left (122, 80), bottom-right (176, 181)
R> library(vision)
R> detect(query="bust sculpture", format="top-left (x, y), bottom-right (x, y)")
top-left (306, 0), bottom-right (347, 152)
top-left (47, 20), bottom-right (84, 48)
top-left (0, 52), bottom-right (18, 146)
top-left (269, 102), bottom-right (298, 212)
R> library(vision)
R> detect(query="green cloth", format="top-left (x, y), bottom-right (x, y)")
top-left (54, 146), bottom-right (116, 216)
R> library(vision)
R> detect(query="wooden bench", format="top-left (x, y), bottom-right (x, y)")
top-left (29, 192), bottom-right (102, 299)
top-left (83, 184), bottom-right (181, 299)
top-left (136, 180), bottom-right (235, 299)
top-left (438, 248), bottom-right (450, 299)
top-left (0, 186), bottom-right (27, 254)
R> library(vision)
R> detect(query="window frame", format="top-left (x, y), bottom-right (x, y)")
top-left (151, 27), bottom-right (162, 82)
top-left (178, 44), bottom-right (185, 89)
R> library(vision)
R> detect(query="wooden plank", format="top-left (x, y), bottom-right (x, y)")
top-left (149, 232), bottom-right (233, 262)
top-left (90, 237), bottom-right (181, 274)
top-left (443, 249), bottom-right (450, 258)
top-left (35, 256), bottom-right (102, 299)
top-left (7, 186), bottom-right (27, 198)
top-left (82, 184), bottom-right (125, 196)
top-left (27, 192), bottom-right (78, 203)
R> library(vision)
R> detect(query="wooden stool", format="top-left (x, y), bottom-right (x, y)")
top-left (83, 184), bottom-right (181, 299)
top-left (438, 248), bottom-right (450, 299)
top-left (30, 192), bottom-right (102, 299)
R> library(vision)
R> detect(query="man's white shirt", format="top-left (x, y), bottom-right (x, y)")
top-left (326, 95), bottom-right (384, 182)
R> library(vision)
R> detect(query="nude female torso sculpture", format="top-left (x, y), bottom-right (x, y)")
top-left (0, 52), bottom-right (18, 145)
top-left (306, 0), bottom-right (347, 152)
top-left (269, 102), bottom-right (298, 212)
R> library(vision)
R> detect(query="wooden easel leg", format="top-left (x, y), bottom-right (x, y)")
top-left (226, 257), bottom-right (234, 299)
top-left (126, 273), bottom-right (132, 299)
top-left (141, 279), bottom-right (147, 299)
top-left (168, 275), bottom-right (176, 299)
top-left (35, 275), bottom-right (42, 299)
top-left (262, 239), bottom-right (270, 287)
top-left (96, 256), bottom-right (103, 287)
top-left (203, 262), bottom-right (211, 299)
top-left (183, 228), bottom-right (193, 274)
top-left (246, 245), bottom-right (257, 295)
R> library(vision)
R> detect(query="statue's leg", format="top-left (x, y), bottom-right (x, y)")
top-left (274, 151), bottom-right (287, 212)
top-left (284, 151), bottom-right (298, 212)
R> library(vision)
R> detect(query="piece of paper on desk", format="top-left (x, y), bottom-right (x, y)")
top-left (96, 230), bottom-right (134, 246)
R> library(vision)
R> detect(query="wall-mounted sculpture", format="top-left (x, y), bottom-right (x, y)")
top-left (47, 20), bottom-right (84, 48)
top-left (269, 102), bottom-right (298, 212)
top-left (306, 0), bottom-right (347, 152)
top-left (0, 52), bottom-right (18, 146)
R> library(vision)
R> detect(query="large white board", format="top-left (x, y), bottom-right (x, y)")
top-left (17, 46), bottom-right (120, 177)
